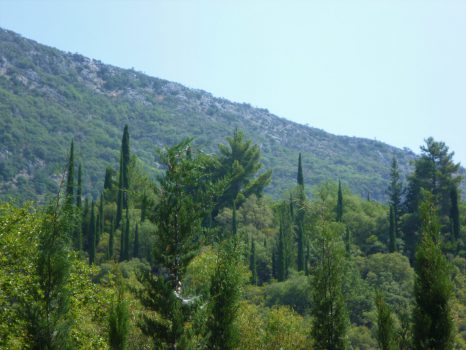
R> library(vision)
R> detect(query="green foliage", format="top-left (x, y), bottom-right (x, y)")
top-left (375, 292), bottom-right (397, 350)
top-left (413, 191), bottom-right (455, 349)
top-left (109, 280), bottom-right (130, 350)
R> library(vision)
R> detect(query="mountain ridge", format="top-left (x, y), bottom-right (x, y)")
top-left (0, 28), bottom-right (440, 201)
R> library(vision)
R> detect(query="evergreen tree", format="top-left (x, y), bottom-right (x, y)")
top-left (76, 162), bottom-right (82, 208)
top-left (388, 205), bottom-right (397, 253)
top-left (214, 129), bottom-right (271, 215)
top-left (123, 208), bottom-right (130, 261)
top-left (311, 221), bottom-right (348, 350)
top-left (344, 226), bottom-right (351, 256)
top-left (375, 292), bottom-right (396, 350)
top-left (104, 167), bottom-right (114, 190)
top-left (449, 186), bottom-right (460, 241)
top-left (65, 140), bottom-right (74, 205)
top-left (276, 215), bottom-right (288, 282)
top-left (232, 201), bottom-right (237, 236)
top-left (336, 179), bottom-right (343, 222)
top-left (133, 223), bottom-right (139, 259)
top-left (413, 191), bottom-right (454, 350)
top-left (297, 152), bottom-right (304, 186)
top-left (109, 277), bottom-right (129, 350)
top-left (140, 193), bottom-right (147, 222)
top-left (109, 215), bottom-right (115, 259)
top-left (387, 157), bottom-right (402, 241)
top-left (249, 238), bottom-right (257, 285)
top-left (88, 201), bottom-right (96, 265)
top-left (207, 239), bottom-right (241, 350)
top-left (26, 201), bottom-right (72, 349)
top-left (97, 193), bottom-right (104, 244)
top-left (81, 197), bottom-right (89, 250)
top-left (116, 125), bottom-right (130, 227)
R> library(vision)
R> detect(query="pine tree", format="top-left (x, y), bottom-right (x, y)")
top-left (109, 277), bottom-right (129, 350)
top-left (249, 238), bottom-right (257, 285)
top-left (65, 140), bottom-right (74, 205)
top-left (375, 292), bottom-right (396, 350)
top-left (311, 221), bottom-right (348, 350)
top-left (88, 201), bottom-right (96, 265)
top-left (207, 239), bottom-right (241, 350)
top-left (413, 191), bottom-right (454, 350)
top-left (388, 205), bottom-right (397, 253)
top-left (336, 179), bottom-right (343, 222)
top-left (133, 223), bottom-right (139, 259)
top-left (449, 186), bottom-right (460, 241)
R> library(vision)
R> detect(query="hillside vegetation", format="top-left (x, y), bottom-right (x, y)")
top-left (0, 28), bottom-right (420, 202)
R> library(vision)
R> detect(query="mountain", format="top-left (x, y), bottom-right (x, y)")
top-left (0, 28), bottom-right (424, 202)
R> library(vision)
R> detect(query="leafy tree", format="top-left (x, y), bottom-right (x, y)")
top-left (413, 191), bottom-right (454, 349)
top-left (375, 292), bottom-right (396, 350)
top-left (207, 239), bottom-right (241, 350)
top-left (311, 220), bottom-right (349, 350)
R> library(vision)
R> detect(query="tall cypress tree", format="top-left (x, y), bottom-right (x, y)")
top-left (116, 125), bottom-right (130, 228)
top-left (277, 218), bottom-right (287, 282)
top-left (388, 205), bottom-right (397, 253)
top-left (133, 224), bottom-right (139, 259)
top-left (413, 191), bottom-right (454, 350)
top-left (140, 193), bottom-right (147, 222)
top-left (109, 215), bottom-right (115, 260)
top-left (109, 276), bottom-right (129, 350)
top-left (207, 239), bottom-right (241, 350)
top-left (232, 201), bottom-right (237, 237)
top-left (97, 193), bottom-right (104, 244)
top-left (123, 208), bottom-right (130, 261)
top-left (88, 201), bottom-right (96, 265)
top-left (81, 197), bottom-right (89, 250)
top-left (76, 163), bottom-right (82, 208)
top-left (65, 140), bottom-right (74, 205)
top-left (336, 179), bottom-right (343, 222)
top-left (104, 167), bottom-right (114, 190)
top-left (249, 238), bottom-right (257, 285)
top-left (449, 186), bottom-right (460, 241)
top-left (345, 226), bottom-right (352, 256)
top-left (388, 157), bottom-right (402, 241)
top-left (375, 292), bottom-right (396, 350)
top-left (311, 221), bottom-right (348, 350)
top-left (297, 152), bottom-right (304, 186)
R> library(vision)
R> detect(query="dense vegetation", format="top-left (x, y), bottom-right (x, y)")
top-left (0, 27), bottom-right (431, 203)
top-left (1, 124), bottom-right (465, 349)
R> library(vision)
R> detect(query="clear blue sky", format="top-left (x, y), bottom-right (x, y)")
top-left (1, 0), bottom-right (466, 164)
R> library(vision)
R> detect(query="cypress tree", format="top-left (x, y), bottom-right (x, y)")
top-left (249, 238), bottom-right (257, 285)
top-left (104, 167), bottom-right (114, 190)
top-left (449, 186), bottom-right (460, 241)
top-left (387, 157), bottom-right (402, 243)
top-left (296, 222), bottom-right (305, 271)
top-left (140, 193), bottom-right (147, 222)
top-left (232, 201), bottom-right (237, 236)
top-left (297, 152), bottom-right (304, 186)
top-left (207, 240), bottom-right (241, 350)
top-left (109, 277), bottom-right (129, 350)
top-left (123, 208), bottom-right (130, 261)
top-left (109, 215), bottom-right (115, 259)
top-left (97, 193), bottom-right (104, 244)
top-left (65, 140), bottom-right (74, 205)
top-left (133, 224), bottom-right (139, 259)
top-left (277, 218), bottom-right (287, 282)
top-left (388, 205), bottom-right (396, 253)
top-left (116, 125), bottom-right (130, 227)
top-left (88, 201), bottom-right (96, 265)
top-left (336, 179), bottom-right (343, 222)
top-left (413, 191), bottom-right (454, 350)
top-left (76, 163), bottom-right (82, 208)
top-left (345, 226), bottom-right (351, 256)
top-left (311, 221), bottom-right (348, 350)
top-left (375, 292), bottom-right (396, 350)
top-left (81, 197), bottom-right (89, 250)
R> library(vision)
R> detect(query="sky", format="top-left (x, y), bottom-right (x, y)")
top-left (1, 0), bottom-right (466, 164)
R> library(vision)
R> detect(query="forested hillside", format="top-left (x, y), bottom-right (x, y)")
top-left (0, 28), bottom-right (419, 202)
